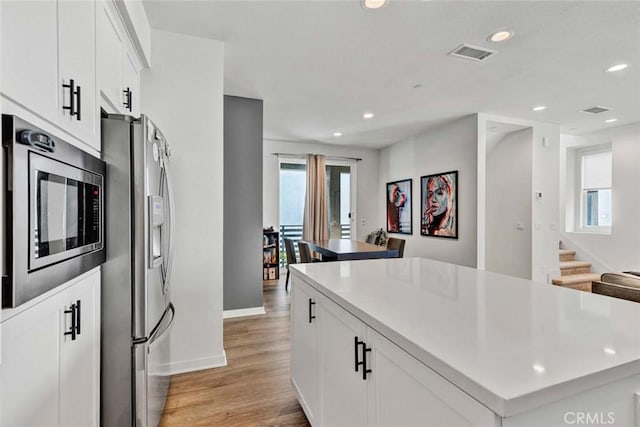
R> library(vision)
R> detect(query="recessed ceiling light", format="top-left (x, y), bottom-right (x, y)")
top-left (532, 106), bottom-right (546, 111)
top-left (333, 132), bottom-right (343, 137)
top-left (532, 364), bottom-right (545, 374)
top-left (606, 63), bottom-right (628, 73)
top-left (605, 118), bottom-right (618, 123)
top-left (488, 29), bottom-right (514, 43)
top-left (604, 347), bottom-right (616, 355)
top-left (362, 0), bottom-right (387, 10)
top-left (363, 112), bottom-right (374, 119)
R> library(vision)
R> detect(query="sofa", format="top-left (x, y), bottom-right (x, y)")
top-left (592, 272), bottom-right (640, 302)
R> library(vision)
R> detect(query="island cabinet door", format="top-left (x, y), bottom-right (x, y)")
top-left (291, 278), bottom-right (320, 424)
top-left (366, 328), bottom-right (499, 427)
top-left (317, 293), bottom-right (368, 427)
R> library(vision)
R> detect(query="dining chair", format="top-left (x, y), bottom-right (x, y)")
top-left (298, 242), bottom-right (321, 263)
top-left (386, 237), bottom-right (406, 258)
top-left (284, 238), bottom-right (298, 292)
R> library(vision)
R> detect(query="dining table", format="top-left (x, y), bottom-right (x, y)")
top-left (303, 239), bottom-right (399, 261)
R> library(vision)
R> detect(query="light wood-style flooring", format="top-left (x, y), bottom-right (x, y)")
top-left (159, 276), bottom-right (310, 426)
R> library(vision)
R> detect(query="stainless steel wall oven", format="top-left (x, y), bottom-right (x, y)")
top-left (2, 115), bottom-right (106, 307)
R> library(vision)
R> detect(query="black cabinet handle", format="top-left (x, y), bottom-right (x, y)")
top-left (75, 85), bottom-right (81, 121)
top-left (123, 87), bottom-right (132, 112)
top-left (308, 298), bottom-right (316, 323)
top-left (362, 342), bottom-right (372, 380)
top-left (64, 303), bottom-right (77, 341)
top-left (355, 336), bottom-right (365, 372)
top-left (62, 79), bottom-right (81, 121)
top-left (75, 299), bottom-right (81, 336)
top-left (62, 79), bottom-right (76, 117)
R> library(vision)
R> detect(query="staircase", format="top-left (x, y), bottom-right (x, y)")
top-left (551, 248), bottom-right (600, 292)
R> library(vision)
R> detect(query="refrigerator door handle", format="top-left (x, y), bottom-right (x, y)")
top-left (160, 159), bottom-right (176, 295)
top-left (148, 302), bottom-right (175, 351)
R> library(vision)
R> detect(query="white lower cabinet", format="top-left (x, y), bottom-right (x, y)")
top-left (317, 292), bottom-right (367, 427)
top-left (1, 272), bottom-right (100, 427)
top-left (366, 328), bottom-right (496, 427)
top-left (291, 276), bottom-right (498, 427)
top-left (291, 278), bottom-right (319, 424)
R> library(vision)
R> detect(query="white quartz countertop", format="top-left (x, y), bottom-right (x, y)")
top-left (290, 257), bottom-right (640, 417)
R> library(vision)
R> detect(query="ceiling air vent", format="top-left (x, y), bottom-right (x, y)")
top-left (581, 106), bottom-right (611, 114)
top-left (449, 44), bottom-right (496, 62)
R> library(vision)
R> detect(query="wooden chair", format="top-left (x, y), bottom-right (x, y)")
top-left (386, 237), bottom-right (406, 258)
top-left (284, 238), bottom-right (298, 292)
top-left (298, 242), bottom-right (321, 263)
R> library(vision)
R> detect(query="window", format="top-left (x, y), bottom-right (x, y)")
top-left (579, 146), bottom-right (612, 231)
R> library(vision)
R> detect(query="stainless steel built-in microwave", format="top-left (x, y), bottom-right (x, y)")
top-left (2, 115), bottom-right (106, 307)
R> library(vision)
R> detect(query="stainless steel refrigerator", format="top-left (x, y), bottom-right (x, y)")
top-left (101, 114), bottom-right (176, 427)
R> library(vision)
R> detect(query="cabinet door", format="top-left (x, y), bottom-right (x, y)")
top-left (60, 272), bottom-right (100, 427)
top-left (122, 48), bottom-right (141, 117)
top-left (290, 278), bottom-right (318, 423)
top-left (318, 294), bottom-right (367, 427)
top-left (97, 1), bottom-right (124, 113)
top-left (0, 1), bottom-right (58, 122)
top-left (58, 0), bottom-right (98, 150)
top-left (366, 328), bottom-right (498, 427)
top-left (1, 290), bottom-right (65, 427)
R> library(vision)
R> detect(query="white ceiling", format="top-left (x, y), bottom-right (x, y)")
top-left (143, 1), bottom-right (640, 149)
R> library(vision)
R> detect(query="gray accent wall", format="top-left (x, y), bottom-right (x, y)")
top-left (224, 95), bottom-right (264, 310)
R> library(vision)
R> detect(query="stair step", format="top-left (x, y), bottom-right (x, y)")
top-left (559, 249), bottom-right (576, 262)
top-left (552, 273), bottom-right (601, 286)
top-left (560, 260), bottom-right (591, 269)
top-left (560, 260), bottom-right (592, 276)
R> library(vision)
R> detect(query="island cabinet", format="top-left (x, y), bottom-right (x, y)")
top-left (291, 258), bottom-right (640, 427)
top-left (291, 277), bottom-right (497, 427)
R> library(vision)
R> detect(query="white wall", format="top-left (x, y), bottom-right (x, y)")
top-left (486, 129), bottom-right (533, 279)
top-left (263, 139), bottom-right (379, 241)
top-left (142, 30), bottom-right (225, 374)
top-left (378, 115), bottom-right (478, 267)
top-left (560, 122), bottom-right (640, 272)
top-left (478, 114), bottom-right (560, 283)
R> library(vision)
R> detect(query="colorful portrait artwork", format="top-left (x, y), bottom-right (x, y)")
top-left (386, 179), bottom-right (412, 235)
top-left (420, 171), bottom-right (458, 239)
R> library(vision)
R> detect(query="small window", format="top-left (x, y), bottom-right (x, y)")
top-left (579, 147), bottom-right (612, 232)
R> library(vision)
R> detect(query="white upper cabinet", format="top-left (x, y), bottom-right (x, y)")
top-left (1, 1), bottom-right (59, 122)
top-left (0, 0), bottom-right (99, 151)
top-left (58, 0), bottom-right (98, 149)
top-left (122, 48), bottom-right (141, 117)
top-left (97, 2), bottom-right (124, 113)
top-left (98, 1), bottom-right (142, 116)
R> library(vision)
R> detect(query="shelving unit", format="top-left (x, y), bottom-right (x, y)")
top-left (263, 230), bottom-right (280, 281)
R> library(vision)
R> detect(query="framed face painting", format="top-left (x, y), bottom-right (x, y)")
top-left (420, 171), bottom-right (458, 239)
top-left (386, 179), bottom-right (412, 235)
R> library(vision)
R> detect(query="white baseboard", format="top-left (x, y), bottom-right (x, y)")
top-left (223, 306), bottom-right (266, 319)
top-left (154, 351), bottom-right (228, 376)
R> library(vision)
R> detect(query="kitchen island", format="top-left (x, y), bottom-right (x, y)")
top-left (290, 257), bottom-right (640, 427)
